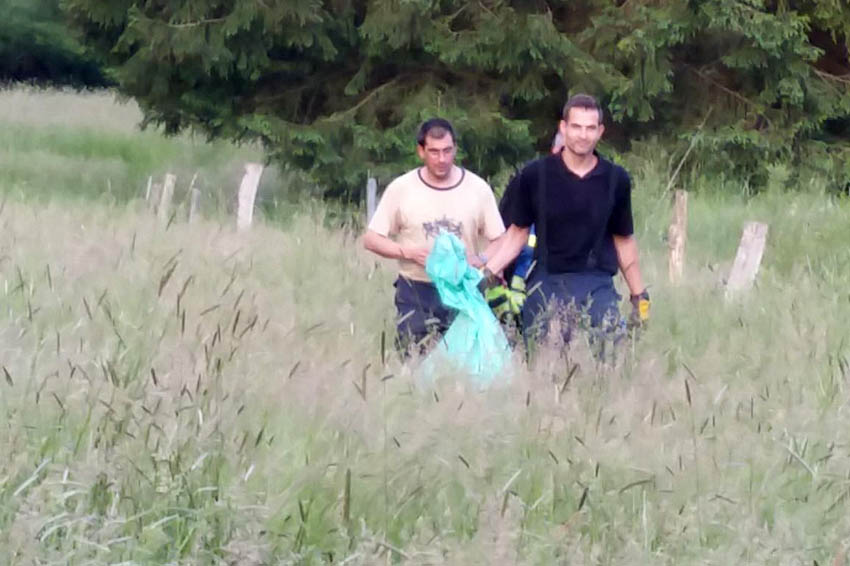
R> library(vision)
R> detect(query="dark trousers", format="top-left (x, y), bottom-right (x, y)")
top-left (521, 269), bottom-right (622, 347)
top-left (394, 277), bottom-right (456, 352)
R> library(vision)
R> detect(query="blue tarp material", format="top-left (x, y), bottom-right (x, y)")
top-left (422, 232), bottom-right (511, 386)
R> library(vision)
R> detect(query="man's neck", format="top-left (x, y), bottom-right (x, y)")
top-left (419, 165), bottom-right (462, 188)
top-left (560, 149), bottom-right (598, 178)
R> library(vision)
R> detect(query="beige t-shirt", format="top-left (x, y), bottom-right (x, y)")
top-left (368, 168), bottom-right (505, 282)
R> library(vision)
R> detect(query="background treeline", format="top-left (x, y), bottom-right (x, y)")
top-left (0, 0), bottom-right (108, 87)
top-left (6, 0), bottom-right (850, 198)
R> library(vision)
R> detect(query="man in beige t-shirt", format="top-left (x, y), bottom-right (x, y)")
top-left (363, 118), bottom-right (505, 351)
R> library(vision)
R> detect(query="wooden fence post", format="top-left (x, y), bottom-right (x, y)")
top-left (726, 221), bottom-right (768, 297)
top-left (237, 163), bottom-right (264, 231)
top-left (366, 177), bottom-right (378, 225)
top-left (668, 190), bottom-right (688, 285)
top-left (148, 183), bottom-right (162, 212)
top-left (157, 173), bottom-right (176, 223)
top-left (189, 188), bottom-right (201, 223)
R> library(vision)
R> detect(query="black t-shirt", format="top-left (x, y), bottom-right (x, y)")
top-left (509, 152), bottom-right (634, 275)
top-left (498, 160), bottom-right (531, 226)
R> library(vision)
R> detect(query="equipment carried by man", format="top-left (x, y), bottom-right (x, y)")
top-left (481, 229), bottom-right (535, 322)
top-left (422, 232), bottom-right (511, 385)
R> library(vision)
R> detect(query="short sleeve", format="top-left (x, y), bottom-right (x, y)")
top-left (499, 171), bottom-right (520, 226)
top-left (609, 166), bottom-right (634, 236)
top-left (479, 183), bottom-right (506, 240)
top-left (510, 163), bottom-right (536, 228)
top-left (367, 181), bottom-right (401, 236)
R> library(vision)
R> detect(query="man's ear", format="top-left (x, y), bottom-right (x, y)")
top-left (597, 124), bottom-right (605, 138)
top-left (416, 144), bottom-right (425, 161)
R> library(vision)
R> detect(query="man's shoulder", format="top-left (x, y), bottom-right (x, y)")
top-left (386, 168), bottom-right (420, 190)
top-left (509, 155), bottom-right (553, 190)
top-left (519, 155), bottom-right (554, 174)
top-left (598, 154), bottom-right (631, 181)
top-left (461, 169), bottom-right (494, 193)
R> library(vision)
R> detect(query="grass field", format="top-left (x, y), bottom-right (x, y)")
top-left (0, 87), bottom-right (320, 219)
top-left (1, 87), bottom-right (850, 565)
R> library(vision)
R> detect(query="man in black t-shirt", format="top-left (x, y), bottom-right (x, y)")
top-left (483, 94), bottom-right (650, 346)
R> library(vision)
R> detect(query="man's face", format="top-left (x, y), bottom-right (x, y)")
top-left (559, 107), bottom-right (604, 158)
top-left (417, 134), bottom-right (456, 180)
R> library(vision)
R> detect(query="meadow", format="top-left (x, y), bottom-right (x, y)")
top-left (1, 87), bottom-right (850, 565)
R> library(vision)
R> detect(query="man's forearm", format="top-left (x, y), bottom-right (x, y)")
top-left (613, 235), bottom-right (645, 295)
top-left (485, 225), bottom-right (529, 275)
top-left (363, 230), bottom-right (405, 260)
top-left (479, 232), bottom-right (507, 265)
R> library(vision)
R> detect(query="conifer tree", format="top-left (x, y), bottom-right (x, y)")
top-left (63, 0), bottom-right (850, 197)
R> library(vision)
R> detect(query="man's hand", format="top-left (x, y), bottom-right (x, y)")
top-left (467, 252), bottom-right (485, 269)
top-left (629, 289), bottom-right (650, 328)
top-left (477, 267), bottom-right (513, 319)
top-left (477, 267), bottom-right (502, 294)
top-left (401, 245), bottom-right (430, 267)
top-left (483, 224), bottom-right (529, 275)
top-left (486, 278), bottom-right (527, 321)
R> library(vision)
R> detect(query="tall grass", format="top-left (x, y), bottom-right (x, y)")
top-left (0, 86), bottom-right (320, 218)
top-left (1, 88), bottom-right (850, 564)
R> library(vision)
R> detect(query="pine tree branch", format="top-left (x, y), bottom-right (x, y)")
top-left (166, 17), bottom-right (227, 28)
top-left (686, 65), bottom-right (765, 112)
top-left (447, 4), bottom-right (469, 21)
top-left (664, 106), bottom-right (713, 194)
top-left (477, 1), bottom-right (496, 17)
top-left (327, 76), bottom-right (405, 120)
top-left (813, 68), bottom-right (850, 86)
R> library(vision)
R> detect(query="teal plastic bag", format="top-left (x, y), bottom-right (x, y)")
top-left (422, 232), bottom-right (511, 386)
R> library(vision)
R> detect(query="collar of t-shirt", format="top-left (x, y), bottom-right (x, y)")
top-left (552, 150), bottom-right (610, 180)
top-left (417, 167), bottom-right (467, 190)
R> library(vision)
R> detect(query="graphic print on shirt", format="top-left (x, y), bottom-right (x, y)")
top-left (422, 215), bottom-right (463, 239)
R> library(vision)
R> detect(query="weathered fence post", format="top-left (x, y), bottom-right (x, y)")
top-left (189, 188), bottom-right (201, 223)
top-left (726, 221), bottom-right (768, 298)
top-left (668, 190), bottom-right (688, 285)
top-left (366, 177), bottom-right (378, 225)
top-left (147, 183), bottom-right (162, 212)
top-left (157, 173), bottom-right (176, 224)
top-left (144, 175), bottom-right (153, 203)
top-left (185, 173), bottom-right (200, 223)
top-left (237, 163), bottom-right (264, 231)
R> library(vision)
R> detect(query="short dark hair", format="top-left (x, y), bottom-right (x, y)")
top-left (417, 118), bottom-right (456, 147)
top-left (562, 94), bottom-right (603, 124)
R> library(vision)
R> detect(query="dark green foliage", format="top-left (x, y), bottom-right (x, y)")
top-left (62, 0), bottom-right (850, 197)
top-left (0, 0), bottom-right (108, 86)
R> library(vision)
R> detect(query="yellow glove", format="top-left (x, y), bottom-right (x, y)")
top-left (508, 275), bottom-right (527, 313)
top-left (485, 285), bottom-right (512, 319)
top-left (629, 290), bottom-right (650, 327)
